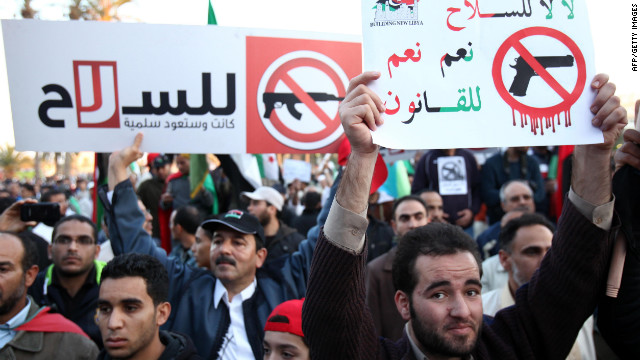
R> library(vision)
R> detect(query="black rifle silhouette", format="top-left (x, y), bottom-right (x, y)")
top-left (263, 92), bottom-right (344, 120)
top-left (509, 55), bottom-right (574, 96)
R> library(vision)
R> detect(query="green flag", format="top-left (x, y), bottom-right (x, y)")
top-left (208, 0), bottom-right (217, 25)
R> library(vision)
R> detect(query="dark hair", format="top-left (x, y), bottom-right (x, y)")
top-left (0, 231), bottom-right (38, 272)
top-left (21, 183), bottom-right (35, 193)
top-left (0, 197), bottom-right (16, 214)
top-left (499, 213), bottom-right (555, 252)
top-left (173, 205), bottom-right (202, 235)
top-left (41, 189), bottom-right (67, 202)
top-left (198, 214), bottom-right (218, 239)
top-left (392, 195), bottom-right (427, 221)
top-left (392, 223), bottom-right (482, 295)
top-left (101, 253), bottom-right (169, 306)
top-left (52, 214), bottom-right (98, 244)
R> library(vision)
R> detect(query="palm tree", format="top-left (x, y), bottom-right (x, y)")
top-left (0, 145), bottom-right (29, 179)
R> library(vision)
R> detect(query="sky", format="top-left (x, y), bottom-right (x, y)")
top-left (0, 0), bottom-right (636, 147)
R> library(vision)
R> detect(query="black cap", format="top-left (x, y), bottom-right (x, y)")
top-left (201, 210), bottom-right (264, 244)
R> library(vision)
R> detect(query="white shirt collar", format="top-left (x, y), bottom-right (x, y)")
top-left (214, 278), bottom-right (257, 309)
top-left (1, 298), bottom-right (31, 329)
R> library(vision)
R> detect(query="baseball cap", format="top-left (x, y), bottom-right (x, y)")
top-left (201, 210), bottom-right (265, 244)
top-left (241, 187), bottom-right (284, 212)
top-left (264, 298), bottom-right (304, 338)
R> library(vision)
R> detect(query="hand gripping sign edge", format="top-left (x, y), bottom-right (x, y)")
top-left (257, 50), bottom-right (348, 150)
top-left (492, 27), bottom-right (587, 135)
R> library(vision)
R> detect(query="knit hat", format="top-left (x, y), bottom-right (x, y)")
top-left (264, 298), bottom-right (304, 338)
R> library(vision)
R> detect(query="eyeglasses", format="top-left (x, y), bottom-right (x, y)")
top-left (53, 236), bottom-right (95, 246)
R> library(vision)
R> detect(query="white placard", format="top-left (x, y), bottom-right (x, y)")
top-left (437, 156), bottom-right (468, 195)
top-left (282, 159), bottom-right (312, 183)
top-left (2, 20), bottom-right (359, 153)
top-left (362, 0), bottom-right (601, 149)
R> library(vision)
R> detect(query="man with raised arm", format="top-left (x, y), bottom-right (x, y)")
top-left (302, 71), bottom-right (626, 359)
top-left (99, 142), bottom-right (339, 358)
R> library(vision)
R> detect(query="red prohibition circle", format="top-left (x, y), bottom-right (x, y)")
top-left (492, 27), bottom-right (586, 117)
top-left (264, 57), bottom-right (345, 143)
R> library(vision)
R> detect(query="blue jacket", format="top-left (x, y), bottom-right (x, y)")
top-left (99, 173), bottom-right (338, 358)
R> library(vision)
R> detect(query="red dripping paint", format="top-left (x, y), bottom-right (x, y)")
top-left (509, 106), bottom-right (574, 135)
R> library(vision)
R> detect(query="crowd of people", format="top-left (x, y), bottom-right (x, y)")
top-left (0, 71), bottom-right (637, 359)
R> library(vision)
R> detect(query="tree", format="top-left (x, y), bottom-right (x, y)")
top-left (69, 0), bottom-right (133, 21)
top-left (0, 145), bottom-right (29, 179)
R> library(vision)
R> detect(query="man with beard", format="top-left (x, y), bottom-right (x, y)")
top-left (301, 71), bottom-right (624, 359)
top-left (0, 228), bottom-right (98, 358)
top-left (243, 186), bottom-right (304, 261)
top-left (482, 213), bottom-right (595, 359)
top-left (29, 215), bottom-right (105, 347)
top-left (367, 195), bottom-right (429, 341)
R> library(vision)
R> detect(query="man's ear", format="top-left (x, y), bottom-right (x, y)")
top-left (394, 290), bottom-right (411, 321)
top-left (255, 248), bottom-right (267, 269)
top-left (156, 302), bottom-right (171, 327)
top-left (498, 249), bottom-right (511, 272)
top-left (25, 265), bottom-right (39, 288)
top-left (94, 244), bottom-right (101, 260)
top-left (47, 244), bottom-right (52, 260)
top-left (391, 219), bottom-right (397, 234)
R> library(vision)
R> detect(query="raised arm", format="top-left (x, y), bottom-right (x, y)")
top-left (303, 72), bottom-right (386, 359)
top-left (100, 134), bottom-right (199, 292)
top-left (490, 74), bottom-right (626, 358)
top-left (598, 99), bottom-right (640, 359)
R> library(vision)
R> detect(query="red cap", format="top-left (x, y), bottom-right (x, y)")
top-left (147, 153), bottom-right (160, 167)
top-left (264, 299), bottom-right (304, 338)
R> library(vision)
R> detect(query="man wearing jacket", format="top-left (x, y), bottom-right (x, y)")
top-left (97, 253), bottom-right (201, 360)
top-left (243, 186), bottom-right (304, 261)
top-left (29, 214), bottom-right (105, 347)
top-left (301, 71), bottom-right (625, 359)
top-left (0, 228), bottom-right (98, 359)
top-left (100, 135), bottom-right (338, 358)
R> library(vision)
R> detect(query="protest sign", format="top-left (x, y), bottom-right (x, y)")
top-left (2, 20), bottom-right (360, 153)
top-left (282, 159), bottom-right (312, 183)
top-left (362, 0), bottom-right (600, 149)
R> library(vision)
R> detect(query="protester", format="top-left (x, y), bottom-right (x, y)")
top-left (292, 191), bottom-right (321, 237)
top-left (168, 205), bottom-right (201, 267)
top-left (0, 203), bottom-right (99, 358)
top-left (29, 214), bottom-right (105, 347)
top-left (243, 186), bottom-right (304, 261)
top-left (97, 253), bottom-right (201, 360)
top-left (481, 147), bottom-right (545, 224)
top-left (301, 71), bottom-right (625, 359)
top-left (482, 213), bottom-right (595, 359)
top-left (411, 149), bottom-right (481, 233)
top-left (596, 100), bottom-right (640, 359)
top-left (366, 195), bottom-right (429, 340)
top-left (137, 153), bottom-right (171, 239)
top-left (418, 190), bottom-right (446, 223)
top-left (100, 136), bottom-right (338, 357)
top-left (263, 299), bottom-right (308, 360)
top-left (476, 180), bottom-right (536, 259)
top-left (191, 220), bottom-right (214, 269)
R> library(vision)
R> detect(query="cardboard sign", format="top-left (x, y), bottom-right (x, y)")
top-left (282, 159), bottom-right (312, 183)
top-left (2, 20), bottom-right (360, 153)
top-left (362, 0), bottom-right (600, 149)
